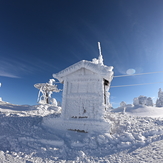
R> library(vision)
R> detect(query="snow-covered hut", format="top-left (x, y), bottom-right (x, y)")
top-left (53, 53), bottom-right (114, 121)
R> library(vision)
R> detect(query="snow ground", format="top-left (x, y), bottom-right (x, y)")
top-left (1, 103), bottom-right (163, 162)
top-left (112, 105), bottom-right (163, 117)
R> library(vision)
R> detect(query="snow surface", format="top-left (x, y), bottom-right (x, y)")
top-left (112, 105), bottom-right (163, 118)
top-left (1, 102), bottom-right (163, 162)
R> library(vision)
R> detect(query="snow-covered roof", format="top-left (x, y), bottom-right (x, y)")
top-left (53, 60), bottom-right (114, 82)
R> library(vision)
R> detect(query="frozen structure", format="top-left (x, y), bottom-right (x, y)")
top-left (49, 43), bottom-right (114, 132)
top-left (34, 79), bottom-right (61, 106)
top-left (133, 96), bottom-right (153, 106)
top-left (53, 59), bottom-right (113, 120)
top-left (156, 88), bottom-right (163, 107)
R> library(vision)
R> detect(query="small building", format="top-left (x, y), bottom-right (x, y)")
top-left (53, 54), bottom-right (114, 121)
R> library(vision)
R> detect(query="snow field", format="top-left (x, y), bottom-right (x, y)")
top-left (1, 103), bottom-right (163, 162)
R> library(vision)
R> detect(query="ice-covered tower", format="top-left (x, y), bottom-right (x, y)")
top-left (53, 45), bottom-right (114, 121)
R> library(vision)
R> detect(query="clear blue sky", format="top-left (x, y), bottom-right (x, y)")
top-left (0, 0), bottom-right (163, 107)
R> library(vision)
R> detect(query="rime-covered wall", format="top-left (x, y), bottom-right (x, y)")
top-left (61, 68), bottom-right (105, 120)
top-left (53, 59), bottom-right (114, 121)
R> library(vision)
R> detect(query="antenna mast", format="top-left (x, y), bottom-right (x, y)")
top-left (98, 42), bottom-right (102, 56)
top-left (98, 42), bottom-right (103, 65)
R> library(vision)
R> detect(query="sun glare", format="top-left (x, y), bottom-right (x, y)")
top-left (126, 69), bottom-right (136, 75)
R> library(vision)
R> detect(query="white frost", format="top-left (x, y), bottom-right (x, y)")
top-left (34, 79), bottom-right (61, 105)
top-left (133, 95), bottom-right (153, 106)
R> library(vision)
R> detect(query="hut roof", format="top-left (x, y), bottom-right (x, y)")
top-left (53, 60), bottom-right (114, 82)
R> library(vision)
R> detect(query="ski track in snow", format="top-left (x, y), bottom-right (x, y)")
top-left (1, 102), bottom-right (163, 162)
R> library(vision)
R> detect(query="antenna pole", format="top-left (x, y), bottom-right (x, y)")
top-left (97, 42), bottom-right (103, 65)
top-left (98, 42), bottom-right (102, 56)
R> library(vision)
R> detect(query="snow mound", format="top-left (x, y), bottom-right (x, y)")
top-left (1, 103), bottom-right (163, 162)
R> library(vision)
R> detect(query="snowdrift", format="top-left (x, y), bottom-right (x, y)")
top-left (1, 103), bottom-right (163, 162)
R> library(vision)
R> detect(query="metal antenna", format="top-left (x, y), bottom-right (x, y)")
top-left (98, 42), bottom-right (102, 56)
top-left (98, 42), bottom-right (103, 65)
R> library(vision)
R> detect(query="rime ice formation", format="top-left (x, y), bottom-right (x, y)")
top-left (146, 97), bottom-right (154, 106)
top-left (34, 79), bottom-right (60, 105)
top-left (156, 88), bottom-right (163, 107)
top-left (51, 53), bottom-right (114, 132)
top-left (92, 42), bottom-right (104, 65)
top-left (133, 97), bottom-right (139, 106)
top-left (120, 101), bottom-right (127, 114)
top-left (120, 101), bottom-right (126, 107)
top-left (133, 96), bottom-right (153, 106)
top-left (138, 96), bottom-right (147, 105)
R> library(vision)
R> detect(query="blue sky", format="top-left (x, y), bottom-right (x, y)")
top-left (0, 0), bottom-right (163, 107)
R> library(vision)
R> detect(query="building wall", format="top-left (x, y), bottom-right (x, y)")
top-left (61, 68), bottom-right (105, 120)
